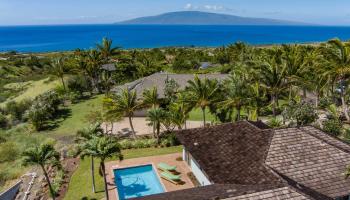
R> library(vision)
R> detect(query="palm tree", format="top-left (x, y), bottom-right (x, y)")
top-left (185, 75), bottom-right (219, 126)
top-left (100, 71), bottom-right (114, 96)
top-left (86, 49), bottom-right (102, 92)
top-left (146, 108), bottom-right (167, 143)
top-left (142, 87), bottom-right (160, 134)
top-left (256, 49), bottom-right (288, 116)
top-left (220, 72), bottom-right (251, 121)
top-left (281, 45), bottom-right (308, 99)
top-left (112, 89), bottom-right (139, 138)
top-left (96, 37), bottom-right (120, 62)
top-left (76, 123), bottom-right (104, 193)
top-left (80, 136), bottom-right (123, 200)
top-left (22, 143), bottom-right (60, 200)
top-left (49, 57), bottom-right (68, 92)
top-left (142, 87), bottom-right (159, 108)
top-left (321, 39), bottom-right (350, 121)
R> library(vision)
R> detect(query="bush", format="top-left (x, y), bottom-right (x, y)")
top-left (67, 75), bottom-right (91, 94)
top-left (0, 142), bottom-right (19, 163)
top-left (4, 99), bottom-right (32, 121)
top-left (160, 132), bottom-right (180, 147)
top-left (319, 97), bottom-right (332, 109)
top-left (282, 101), bottom-right (318, 126)
top-left (323, 119), bottom-right (342, 136)
top-left (119, 138), bottom-right (158, 149)
top-left (267, 118), bottom-right (283, 128)
top-left (0, 113), bottom-right (9, 129)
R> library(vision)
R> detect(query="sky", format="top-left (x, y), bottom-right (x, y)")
top-left (0, 0), bottom-right (349, 26)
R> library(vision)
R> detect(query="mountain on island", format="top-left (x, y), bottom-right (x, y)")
top-left (116, 11), bottom-right (308, 25)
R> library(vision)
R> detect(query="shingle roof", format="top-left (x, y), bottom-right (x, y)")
top-left (112, 72), bottom-right (228, 98)
top-left (266, 126), bottom-right (350, 198)
top-left (176, 122), bottom-right (282, 186)
top-left (133, 121), bottom-right (350, 200)
top-left (224, 186), bottom-right (310, 200)
top-left (132, 184), bottom-right (294, 200)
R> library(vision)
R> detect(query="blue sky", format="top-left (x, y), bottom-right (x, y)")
top-left (0, 0), bottom-right (349, 25)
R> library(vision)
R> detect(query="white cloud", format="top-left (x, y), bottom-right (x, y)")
top-left (184, 3), bottom-right (233, 12)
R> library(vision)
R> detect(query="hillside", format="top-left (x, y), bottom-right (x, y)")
top-left (117, 11), bottom-right (307, 25)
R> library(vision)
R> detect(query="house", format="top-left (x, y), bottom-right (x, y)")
top-left (134, 121), bottom-right (350, 200)
top-left (112, 72), bottom-right (229, 116)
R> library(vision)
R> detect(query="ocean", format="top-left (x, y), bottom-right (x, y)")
top-left (0, 25), bottom-right (350, 53)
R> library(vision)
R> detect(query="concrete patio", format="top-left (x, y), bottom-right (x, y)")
top-left (105, 153), bottom-right (195, 200)
top-left (102, 117), bottom-right (203, 137)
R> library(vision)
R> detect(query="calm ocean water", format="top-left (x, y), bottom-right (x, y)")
top-left (0, 25), bottom-right (350, 52)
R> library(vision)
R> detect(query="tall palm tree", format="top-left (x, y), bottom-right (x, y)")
top-left (142, 87), bottom-right (159, 108)
top-left (220, 72), bottom-right (251, 121)
top-left (22, 143), bottom-right (60, 200)
top-left (76, 123), bottom-right (104, 193)
top-left (100, 71), bottom-right (114, 96)
top-left (80, 136), bottom-right (123, 200)
top-left (321, 38), bottom-right (350, 121)
top-left (86, 49), bottom-right (103, 92)
top-left (281, 44), bottom-right (308, 99)
top-left (146, 108), bottom-right (167, 143)
top-left (112, 89), bottom-right (139, 138)
top-left (96, 37), bottom-right (120, 62)
top-left (49, 57), bottom-right (68, 92)
top-left (256, 49), bottom-right (289, 116)
top-left (185, 75), bottom-right (219, 126)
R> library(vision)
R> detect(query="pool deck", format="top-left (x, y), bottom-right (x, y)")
top-left (105, 153), bottom-right (195, 200)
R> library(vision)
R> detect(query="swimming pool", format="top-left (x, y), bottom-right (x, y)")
top-left (114, 164), bottom-right (165, 199)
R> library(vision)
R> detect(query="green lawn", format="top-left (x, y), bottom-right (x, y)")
top-left (0, 78), bottom-right (60, 106)
top-left (64, 146), bottom-right (183, 200)
top-left (45, 95), bottom-right (104, 139)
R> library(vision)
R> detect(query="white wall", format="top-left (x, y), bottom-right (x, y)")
top-left (189, 157), bottom-right (211, 186)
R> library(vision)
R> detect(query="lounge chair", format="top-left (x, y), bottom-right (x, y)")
top-left (161, 171), bottom-right (181, 185)
top-left (157, 162), bottom-right (177, 172)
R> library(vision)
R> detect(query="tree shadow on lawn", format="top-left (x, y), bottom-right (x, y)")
top-left (42, 108), bottom-right (72, 131)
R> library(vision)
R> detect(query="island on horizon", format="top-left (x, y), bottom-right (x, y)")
top-left (116, 11), bottom-right (311, 26)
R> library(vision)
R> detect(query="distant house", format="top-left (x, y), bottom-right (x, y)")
top-left (135, 121), bottom-right (350, 200)
top-left (101, 63), bottom-right (116, 72)
top-left (112, 72), bottom-right (229, 116)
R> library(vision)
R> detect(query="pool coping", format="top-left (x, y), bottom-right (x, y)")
top-left (111, 162), bottom-right (168, 200)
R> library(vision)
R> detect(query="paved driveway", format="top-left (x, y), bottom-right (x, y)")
top-left (102, 117), bottom-right (204, 137)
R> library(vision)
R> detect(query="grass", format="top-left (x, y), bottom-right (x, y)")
top-left (45, 95), bottom-right (104, 139)
top-left (0, 78), bottom-right (60, 106)
top-left (188, 108), bottom-right (216, 121)
top-left (0, 95), bottom-right (103, 192)
top-left (64, 146), bottom-right (183, 200)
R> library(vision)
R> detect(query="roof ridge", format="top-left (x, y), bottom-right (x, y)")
top-left (300, 126), bottom-right (350, 154)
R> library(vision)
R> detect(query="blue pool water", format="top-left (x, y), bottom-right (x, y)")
top-left (114, 165), bottom-right (165, 199)
top-left (1, 25), bottom-right (350, 52)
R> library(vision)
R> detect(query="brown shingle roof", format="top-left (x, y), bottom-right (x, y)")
top-left (132, 184), bottom-right (294, 200)
top-left (265, 126), bottom-right (350, 198)
top-left (224, 186), bottom-right (310, 200)
top-left (133, 122), bottom-right (350, 200)
top-left (176, 122), bottom-right (282, 186)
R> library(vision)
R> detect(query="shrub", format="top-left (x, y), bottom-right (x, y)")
top-left (4, 99), bottom-right (32, 121)
top-left (0, 113), bottom-right (9, 129)
top-left (67, 75), bottom-right (91, 94)
top-left (119, 138), bottom-right (158, 149)
top-left (160, 132), bottom-right (180, 147)
top-left (323, 119), bottom-right (342, 136)
top-left (267, 118), bottom-right (283, 128)
top-left (0, 142), bottom-right (19, 163)
top-left (119, 139), bottom-right (133, 149)
top-left (26, 101), bottom-right (52, 131)
top-left (282, 101), bottom-right (318, 126)
top-left (319, 97), bottom-right (332, 109)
